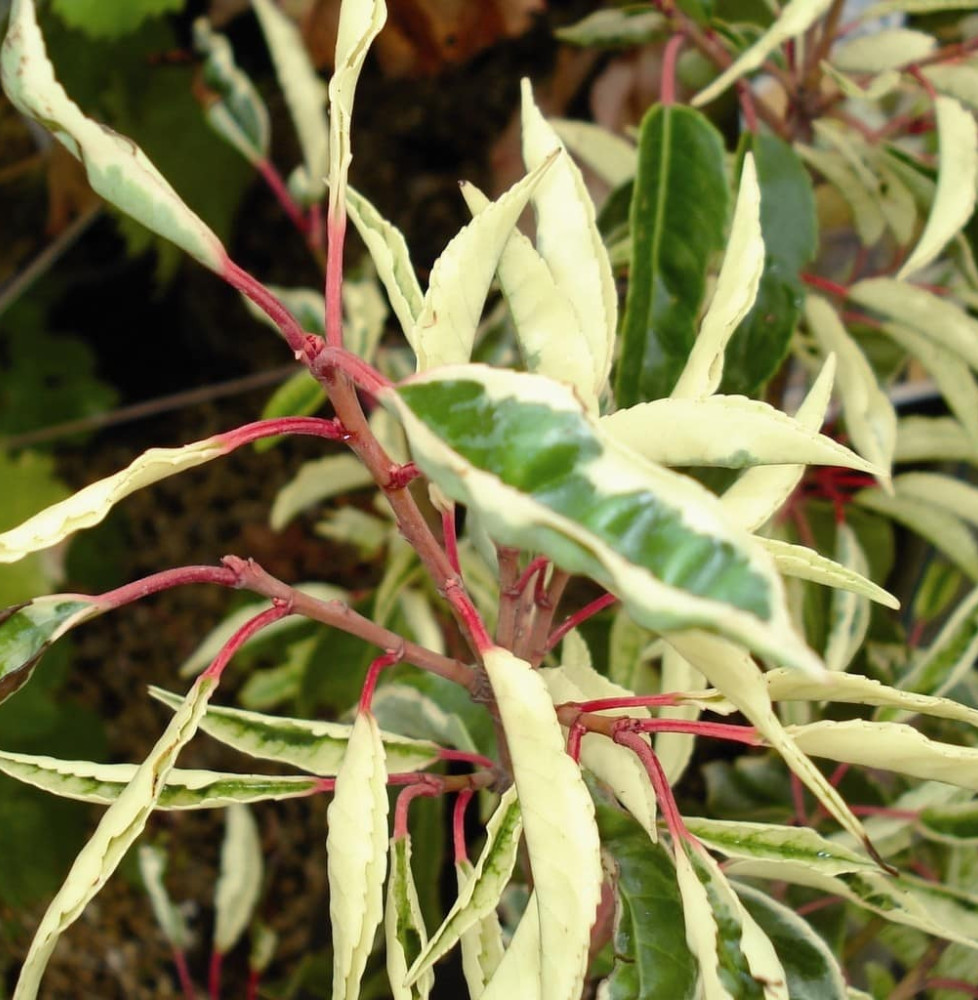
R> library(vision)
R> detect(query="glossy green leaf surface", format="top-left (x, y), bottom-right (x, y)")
top-left (720, 136), bottom-right (816, 395)
top-left (616, 104), bottom-right (728, 406)
top-left (387, 367), bottom-right (818, 671)
top-left (596, 801), bottom-right (697, 1000)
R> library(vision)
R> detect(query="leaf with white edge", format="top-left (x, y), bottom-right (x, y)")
top-left (386, 835), bottom-right (433, 1000)
top-left (860, 0), bottom-right (978, 14)
top-left (0, 749), bottom-right (321, 809)
top-left (481, 894), bottom-right (542, 1000)
top-left (805, 295), bottom-right (895, 479)
top-left (721, 357), bottom-right (836, 532)
top-left (139, 845), bottom-right (189, 950)
top-left (855, 488), bottom-right (978, 580)
top-left (0, 437), bottom-right (227, 564)
top-left (655, 644), bottom-right (707, 788)
top-left (411, 155), bottom-right (555, 371)
top-left (270, 454), bottom-right (374, 530)
top-left (595, 800), bottom-right (697, 1000)
top-left (734, 883), bottom-right (847, 1000)
top-left (456, 858), bottom-right (506, 997)
top-left (671, 154), bottom-right (764, 400)
top-left (788, 719), bottom-right (978, 790)
top-left (327, 711), bottom-right (388, 1000)
top-left (758, 537), bottom-right (898, 607)
top-left (483, 648), bottom-right (601, 1000)
top-left (923, 65), bottom-right (978, 113)
top-left (178, 584), bottom-right (348, 677)
top-left (831, 28), bottom-right (936, 73)
top-left (550, 119), bottom-right (637, 188)
top-left (407, 787), bottom-right (521, 984)
top-left (601, 395), bottom-right (879, 472)
top-left (848, 278), bottom-right (978, 372)
top-left (0, 595), bottom-right (100, 703)
top-left (194, 18), bottom-right (270, 165)
top-left (883, 323), bottom-right (978, 449)
top-left (13, 673), bottom-right (220, 1000)
top-left (555, 7), bottom-right (669, 49)
top-left (693, 0), bottom-right (833, 106)
top-left (386, 366), bottom-right (820, 673)
top-left (347, 187), bottom-right (423, 336)
top-left (900, 97), bottom-right (978, 277)
top-left (150, 686), bottom-right (439, 774)
top-left (214, 804), bottom-right (263, 954)
top-left (796, 146), bottom-right (886, 246)
top-left (616, 103), bottom-right (728, 406)
top-left (522, 79), bottom-right (617, 398)
top-left (674, 843), bottom-right (788, 999)
top-left (896, 416), bottom-right (978, 465)
top-left (823, 523), bottom-right (870, 671)
top-left (461, 181), bottom-right (598, 413)
top-left (894, 472), bottom-right (978, 528)
top-left (251, 0), bottom-right (328, 203)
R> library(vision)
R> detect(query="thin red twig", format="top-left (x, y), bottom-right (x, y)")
top-left (546, 593), bottom-right (619, 652)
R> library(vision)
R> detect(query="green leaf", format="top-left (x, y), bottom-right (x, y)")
top-left (0, 596), bottom-right (100, 704)
top-left (616, 104), bottom-right (728, 406)
top-left (386, 834), bottom-right (433, 1000)
top-left (386, 367), bottom-right (820, 672)
top-left (256, 371), bottom-right (327, 452)
top-left (149, 686), bottom-right (440, 774)
top-left (2, 0), bottom-right (226, 271)
top-left (919, 800), bottom-right (978, 844)
top-left (720, 136), bottom-right (817, 396)
top-left (213, 804), bottom-right (263, 954)
top-left (595, 800), bottom-right (698, 1000)
top-left (51, 0), bottom-right (185, 38)
top-left (555, 7), bottom-right (669, 48)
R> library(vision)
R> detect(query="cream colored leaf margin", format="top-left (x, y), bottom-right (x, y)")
top-left (482, 648), bottom-right (602, 1000)
top-left (213, 804), bottom-right (263, 954)
top-left (386, 835), bottom-right (433, 1000)
top-left (2, 0), bottom-right (226, 270)
top-left (13, 674), bottom-right (220, 1000)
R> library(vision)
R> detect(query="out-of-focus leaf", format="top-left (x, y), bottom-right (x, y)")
top-left (51, 0), bottom-right (185, 38)
top-left (797, 146), bottom-right (886, 246)
top-left (895, 416), bottom-right (978, 465)
top-left (550, 119), bottom-right (637, 188)
top-left (555, 8), bottom-right (668, 48)
top-left (270, 455), bottom-right (374, 531)
top-left (213, 803), bottom-right (263, 954)
top-left (138, 845), bottom-right (189, 949)
top-left (923, 64), bottom-right (978, 113)
top-left (616, 104), bottom-right (728, 406)
top-left (831, 28), bottom-right (935, 72)
top-left (823, 523), bottom-right (870, 671)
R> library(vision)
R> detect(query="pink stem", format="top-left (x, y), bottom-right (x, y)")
top-left (546, 593), bottom-right (619, 652)
top-left (908, 64), bottom-right (937, 100)
top-left (172, 948), bottom-right (197, 1000)
top-left (325, 211), bottom-right (346, 349)
top-left (309, 345), bottom-right (392, 396)
top-left (614, 728), bottom-right (691, 844)
top-left (924, 982), bottom-right (978, 998)
top-left (511, 556), bottom-right (549, 597)
top-left (566, 720), bottom-right (585, 762)
top-left (438, 747), bottom-right (496, 770)
top-left (850, 805), bottom-right (919, 820)
top-left (631, 718), bottom-right (761, 744)
top-left (208, 949), bottom-right (223, 1000)
top-left (801, 272), bottom-right (849, 298)
top-left (223, 261), bottom-right (312, 359)
top-left (453, 789), bottom-right (474, 864)
top-left (246, 968), bottom-right (261, 1000)
top-left (95, 564), bottom-right (240, 612)
top-left (444, 580), bottom-right (495, 654)
top-left (394, 780), bottom-right (442, 839)
top-left (255, 158), bottom-right (309, 235)
top-left (217, 416), bottom-right (345, 450)
top-left (572, 694), bottom-right (682, 713)
top-left (737, 80), bottom-right (759, 133)
top-left (202, 601), bottom-right (292, 682)
top-left (661, 34), bottom-right (684, 106)
top-left (359, 647), bottom-right (406, 714)
top-left (442, 507), bottom-right (461, 574)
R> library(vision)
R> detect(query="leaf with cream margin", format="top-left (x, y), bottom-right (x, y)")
top-left (483, 648), bottom-right (602, 1000)
top-left (848, 278), bottom-right (978, 372)
top-left (386, 834), bottom-right (433, 1000)
top-left (327, 0), bottom-right (386, 226)
top-left (270, 454), bottom-right (374, 530)
top-left (923, 65), bottom-right (978, 114)
top-left (667, 631), bottom-right (872, 849)
top-left (855, 488), bottom-right (978, 580)
top-left (521, 79), bottom-right (617, 399)
top-left (150, 686), bottom-right (439, 774)
top-left (721, 357), bottom-right (836, 532)
top-left (481, 893), bottom-right (542, 1000)
top-left (692, 0), bottom-right (833, 106)
top-left (670, 154), bottom-right (765, 400)
top-left (1, 0), bottom-right (227, 272)
top-left (455, 858), bottom-right (506, 997)
top-left (461, 181), bottom-right (599, 414)
top-left (860, 0), bottom-right (978, 15)
top-left (0, 595), bottom-right (101, 704)
top-left (407, 787), bottom-right (521, 984)
top-left (213, 803), bottom-right (263, 954)
top-left (550, 118), bottom-right (637, 188)
top-left (795, 146), bottom-right (886, 246)
top-left (601, 395), bottom-right (879, 472)
top-left (831, 28), bottom-right (936, 73)
top-left (194, 18), bottom-right (270, 165)
top-left (893, 472), bottom-right (978, 529)
top-left (674, 842), bottom-right (788, 999)
top-left (540, 634), bottom-right (657, 837)
top-left (346, 187), bottom-right (423, 336)
top-left (327, 711), bottom-right (388, 1000)
top-left (138, 846), bottom-right (189, 950)
top-left (655, 644), bottom-right (706, 787)
top-left (896, 416), bottom-right (978, 466)
top-left (805, 295), bottom-right (895, 480)
top-left (823, 523), bottom-right (871, 671)
top-left (0, 749), bottom-right (321, 808)
top-left (12, 672), bottom-right (220, 1000)
top-left (387, 366), bottom-right (820, 672)
top-left (758, 538), bottom-right (898, 607)
top-left (882, 323), bottom-right (978, 449)
top-left (0, 437), bottom-right (229, 564)
top-left (252, 0), bottom-right (329, 202)
top-left (411, 154), bottom-right (555, 371)
top-left (900, 97), bottom-right (978, 278)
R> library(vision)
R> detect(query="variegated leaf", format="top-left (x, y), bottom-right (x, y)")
top-left (150, 686), bottom-right (439, 774)
top-left (481, 894), bottom-right (542, 1000)
top-left (407, 787), bottom-right (521, 984)
top-left (270, 454), bottom-right (374, 530)
top-left (2, 0), bottom-right (227, 271)
top-left (671, 154), bottom-right (765, 400)
top-left (894, 472), bottom-right (978, 528)
top-left (900, 96), bottom-right (978, 277)
top-left (483, 648), bottom-right (602, 1000)
top-left (385, 366), bottom-right (820, 673)
top-left (823, 523), bottom-right (871, 671)
top-left (456, 858), bottom-right (506, 997)
top-left (214, 804), bottom-right (263, 954)
top-left (327, 711), bottom-right (389, 1000)
top-left (386, 835), bottom-right (433, 1000)
top-left (795, 146), bottom-right (886, 246)
top-left (923, 64), bottom-right (978, 113)
top-left (138, 845), bottom-right (189, 949)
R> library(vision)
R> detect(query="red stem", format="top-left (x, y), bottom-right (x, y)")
top-left (217, 415), bottom-right (345, 450)
top-left (438, 747), bottom-right (495, 770)
top-left (359, 647), bottom-right (405, 714)
top-left (246, 968), bottom-right (261, 1000)
top-left (923, 980), bottom-right (978, 997)
top-left (801, 272), bottom-right (849, 298)
top-left (202, 601), bottom-right (292, 681)
top-left (546, 593), bottom-right (618, 652)
top-left (908, 64), bottom-right (937, 100)
top-left (631, 718), bottom-right (761, 744)
top-left (511, 556), bottom-right (550, 597)
top-left (223, 261), bottom-right (313, 360)
top-left (95, 564), bottom-right (240, 612)
top-left (172, 948), bottom-right (197, 1000)
top-left (453, 789), bottom-right (474, 864)
top-left (661, 34), bottom-right (684, 106)
top-left (614, 728), bottom-right (690, 843)
top-left (255, 158), bottom-right (309, 236)
top-left (737, 80), bottom-right (760, 133)
top-left (572, 694), bottom-right (682, 713)
top-left (309, 345), bottom-right (392, 397)
top-left (394, 780), bottom-right (442, 839)
top-left (208, 949), bottom-right (223, 1000)
top-left (566, 720), bottom-right (585, 762)
top-left (325, 210), bottom-right (346, 349)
